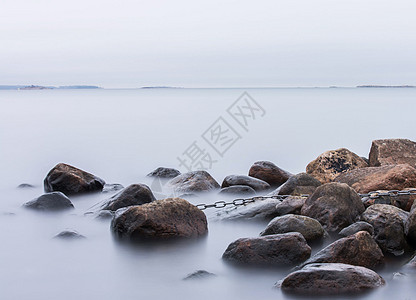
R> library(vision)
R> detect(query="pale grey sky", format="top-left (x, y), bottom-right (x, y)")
top-left (1, 0), bottom-right (415, 87)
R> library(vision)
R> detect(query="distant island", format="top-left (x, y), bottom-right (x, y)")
top-left (141, 86), bottom-right (183, 89)
top-left (0, 85), bottom-right (102, 90)
top-left (357, 85), bottom-right (415, 88)
top-left (19, 85), bottom-right (54, 90)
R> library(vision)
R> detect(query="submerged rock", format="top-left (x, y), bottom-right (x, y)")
top-left (53, 230), bottom-right (86, 240)
top-left (218, 185), bottom-right (256, 196)
top-left (248, 161), bottom-right (292, 186)
top-left (100, 184), bottom-right (155, 211)
top-left (369, 138), bottom-right (416, 168)
top-left (17, 183), bottom-right (35, 189)
top-left (23, 192), bottom-right (74, 211)
top-left (44, 163), bottom-right (105, 195)
top-left (221, 175), bottom-right (270, 192)
top-left (102, 183), bottom-right (124, 193)
top-left (147, 167), bottom-right (181, 178)
top-left (222, 233), bottom-right (311, 266)
top-left (306, 148), bottom-right (368, 183)
top-left (271, 173), bottom-right (321, 196)
top-left (339, 221), bottom-right (374, 237)
top-left (183, 270), bottom-right (216, 280)
top-left (167, 171), bottom-right (220, 194)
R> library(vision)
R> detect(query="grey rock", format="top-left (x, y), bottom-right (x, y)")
top-left (218, 185), bottom-right (256, 196)
top-left (23, 192), bottom-right (74, 211)
top-left (53, 230), bottom-right (86, 239)
top-left (215, 198), bottom-right (282, 220)
top-left (100, 184), bottom-right (155, 211)
top-left (183, 270), bottom-right (216, 280)
top-left (102, 183), bottom-right (124, 193)
top-left (221, 175), bottom-right (270, 192)
top-left (272, 173), bottom-right (321, 196)
top-left (339, 221), bottom-right (374, 237)
top-left (274, 196), bottom-right (306, 216)
top-left (167, 171), bottom-right (220, 194)
top-left (147, 167), bottom-right (181, 178)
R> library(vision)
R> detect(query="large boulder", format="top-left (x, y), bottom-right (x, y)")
top-left (248, 161), bottom-right (292, 186)
top-left (361, 204), bottom-right (409, 256)
top-left (306, 148), bottom-right (368, 183)
top-left (23, 192), bottom-right (74, 211)
top-left (166, 171), bottom-right (220, 194)
top-left (111, 198), bottom-right (207, 239)
top-left (260, 214), bottom-right (325, 242)
top-left (369, 138), bottom-right (416, 168)
top-left (147, 167), bottom-right (181, 178)
top-left (335, 164), bottom-right (416, 194)
top-left (280, 263), bottom-right (385, 295)
top-left (301, 183), bottom-right (365, 232)
top-left (339, 221), bottom-right (374, 237)
top-left (272, 173), bottom-right (321, 196)
top-left (100, 184), bottom-right (156, 211)
top-left (299, 231), bottom-right (384, 269)
top-left (44, 163), bottom-right (105, 195)
top-left (221, 175), bottom-right (270, 192)
top-left (222, 233), bottom-right (311, 266)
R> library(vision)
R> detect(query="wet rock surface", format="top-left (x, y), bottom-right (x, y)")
top-left (221, 175), bottom-right (270, 192)
top-left (44, 163), bottom-right (105, 195)
top-left (222, 233), bottom-right (311, 266)
top-left (369, 138), bottom-right (416, 168)
top-left (306, 148), bottom-right (368, 184)
top-left (339, 221), bottom-right (374, 237)
top-left (147, 167), bottom-right (181, 178)
top-left (248, 161), bottom-right (292, 187)
top-left (218, 185), bottom-right (256, 196)
top-left (271, 173), bottom-right (321, 196)
top-left (23, 192), bottom-right (74, 211)
top-left (167, 171), bottom-right (220, 194)
top-left (100, 184), bottom-right (156, 211)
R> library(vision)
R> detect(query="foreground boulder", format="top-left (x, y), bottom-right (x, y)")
top-left (280, 263), bottom-right (385, 295)
top-left (271, 173), bottom-right (321, 196)
top-left (218, 185), bottom-right (256, 196)
top-left (260, 214), bottom-right (325, 242)
top-left (167, 171), bottom-right (220, 194)
top-left (306, 148), bottom-right (368, 184)
top-left (111, 198), bottom-right (207, 239)
top-left (44, 163), bottom-right (105, 195)
top-left (339, 221), bottom-right (374, 237)
top-left (299, 231), bottom-right (384, 269)
top-left (23, 192), bottom-right (74, 211)
top-left (301, 183), bottom-right (364, 232)
top-left (361, 204), bottom-right (409, 255)
top-left (222, 233), bottom-right (310, 266)
top-left (248, 161), bottom-right (292, 186)
top-left (147, 167), bottom-right (181, 178)
top-left (100, 184), bottom-right (155, 211)
top-left (221, 175), bottom-right (270, 191)
top-left (335, 164), bottom-right (416, 194)
top-left (369, 138), bottom-right (416, 168)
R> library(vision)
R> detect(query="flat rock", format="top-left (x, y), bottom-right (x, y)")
top-left (270, 173), bottom-right (321, 196)
top-left (280, 263), bottom-right (385, 295)
top-left (111, 198), bottom-right (208, 239)
top-left (248, 161), bottom-right (292, 186)
top-left (306, 148), bottom-right (368, 183)
top-left (147, 167), bottom-right (181, 178)
top-left (335, 164), bottom-right (416, 194)
top-left (216, 198), bottom-right (282, 220)
top-left (183, 270), bottom-right (216, 280)
top-left (17, 183), bottom-right (35, 189)
top-left (44, 163), bottom-right (105, 195)
top-left (339, 221), bottom-right (374, 237)
top-left (23, 192), bottom-right (74, 211)
top-left (167, 171), bottom-right (220, 194)
top-left (301, 182), bottom-right (364, 232)
top-left (369, 138), bottom-right (416, 168)
top-left (100, 184), bottom-right (155, 211)
top-left (274, 196), bottom-right (306, 216)
top-left (53, 230), bottom-right (86, 240)
top-left (218, 185), bottom-right (256, 196)
top-left (221, 175), bottom-right (270, 191)
top-left (260, 214), bottom-right (325, 242)
top-left (222, 233), bottom-right (311, 266)
top-left (299, 231), bottom-right (384, 269)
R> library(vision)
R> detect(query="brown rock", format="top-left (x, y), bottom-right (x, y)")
top-left (369, 138), bottom-right (416, 168)
top-left (274, 196), bottom-right (307, 216)
top-left (248, 161), bottom-right (292, 186)
top-left (167, 171), bottom-right (220, 194)
top-left (221, 175), bottom-right (270, 191)
top-left (306, 148), bottom-right (368, 183)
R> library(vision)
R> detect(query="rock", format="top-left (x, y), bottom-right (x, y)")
top-left (260, 214), bottom-right (325, 242)
top-left (306, 148), bottom-right (368, 183)
top-left (274, 196), bottom-right (306, 216)
top-left (100, 184), bottom-right (156, 211)
top-left (147, 167), bottom-right (181, 178)
top-left (23, 192), bottom-right (74, 211)
top-left (216, 198), bottom-right (282, 220)
top-left (44, 163), bottom-right (105, 195)
top-left (111, 198), bottom-right (208, 239)
top-left (271, 173), bottom-right (321, 196)
top-left (405, 206), bottom-right (416, 245)
top-left (221, 175), bottom-right (270, 192)
top-left (301, 183), bottom-right (364, 232)
top-left (222, 233), bottom-right (311, 266)
top-left (248, 161), bottom-right (292, 186)
top-left (299, 231), bottom-right (384, 269)
top-left (95, 210), bottom-right (114, 220)
top-left (280, 263), bottom-right (385, 295)
top-left (335, 164), bottom-right (416, 195)
top-left (339, 221), bottom-right (374, 237)
top-left (183, 270), bottom-right (216, 280)
top-left (218, 185), bottom-right (256, 196)
top-left (17, 183), bottom-right (35, 189)
top-left (404, 254), bottom-right (416, 268)
top-left (167, 171), bottom-right (220, 194)
top-left (369, 138), bottom-right (416, 168)
top-left (361, 204), bottom-right (409, 255)
top-left (102, 183), bottom-right (124, 193)
top-left (53, 230), bottom-right (86, 240)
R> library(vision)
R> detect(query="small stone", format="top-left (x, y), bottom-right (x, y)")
top-left (53, 230), bottom-right (86, 240)
top-left (183, 270), bottom-right (216, 280)
top-left (218, 185), bottom-right (256, 196)
top-left (23, 192), bottom-right (74, 211)
top-left (221, 175), bottom-right (270, 192)
top-left (167, 171), bottom-right (220, 194)
top-left (248, 161), bottom-right (292, 186)
top-left (17, 183), bottom-right (35, 189)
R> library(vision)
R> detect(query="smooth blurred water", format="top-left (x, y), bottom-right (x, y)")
top-left (0, 88), bottom-right (416, 299)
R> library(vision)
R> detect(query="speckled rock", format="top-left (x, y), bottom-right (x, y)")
top-left (369, 138), bottom-right (416, 168)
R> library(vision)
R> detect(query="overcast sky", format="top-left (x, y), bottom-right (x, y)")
top-left (1, 0), bottom-right (415, 88)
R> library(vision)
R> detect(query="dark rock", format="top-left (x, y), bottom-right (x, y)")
top-left (306, 148), bottom-right (368, 183)
top-left (102, 183), bottom-right (124, 193)
top-left (339, 221), bottom-right (374, 237)
top-left (100, 184), bottom-right (155, 211)
top-left (299, 231), bottom-right (384, 269)
top-left (271, 173), bottom-right (321, 196)
top-left (218, 185), bottom-right (256, 196)
top-left (274, 196), bottom-right (306, 216)
top-left (53, 230), bottom-right (86, 239)
top-left (183, 270), bottom-right (216, 280)
top-left (369, 138), bottom-right (416, 168)
top-left (222, 233), bottom-right (311, 266)
top-left (404, 253), bottom-right (416, 268)
top-left (44, 163), bottom-right (105, 195)
top-left (301, 183), bottom-right (364, 232)
top-left (248, 161), bottom-right (292, 186)
top-left (17, 183), bottom-right (35, 189)
top-left (335, 164), bottom-right (416, 195)
top-left (361, 204), bottom-right (409, 256)
top-left (221, 175), bottom-right (270, 192)
top-left (215, 198), bottom-right (282, 220)
top-left (147, 167), bottom-right (181, 178)
top-left (405, 205), bottom-right (416, 245)
top-left (23, 192), bottom-right (74, 211)
top-left (260, 214), bottom-right (325, 242)
top-left (95, 210), bottom-right (114, 220)
top-left (111, 198), bottom-right (208, 239)
top-left (280, 263), bottom-right (385, 295)
top-left (167, 171), bottom-right (220, 194)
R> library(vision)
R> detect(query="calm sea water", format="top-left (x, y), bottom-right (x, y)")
top-left (0, 88), bottom-right (415, 299)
